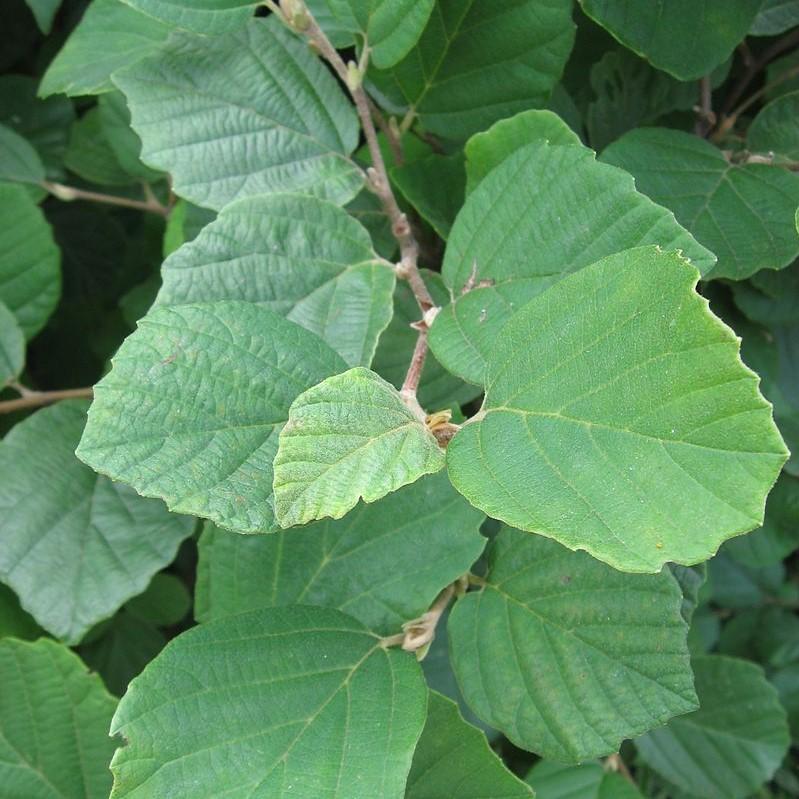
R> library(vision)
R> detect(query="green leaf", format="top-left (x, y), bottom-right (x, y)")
top-left (772, 663), bottom-right (799, 740)
top-left (156, 194), bottom-right (394, 367)
top-left (114, 18), bottom-right (363, 211)
top-left (465, 109), bottom-right (580, 194)
top-left (64, 107), bottom-right (137, 186)
top-left (578, 0), bottom-right (761, 81)
top-left (0, 583), bottom-right (44, 641)
top-left (750, 0), bottom-right (799, 36)
top-left (428, 141), bottom-right (715, 385)
top-left (372, 271), bottom-right (481, 409)
top-left (196, 472), bottom-right (485, 634)
top-left (0, 122), bottom-right (45, 184)
top-left (369, 0), bottom-right (575, 140)
top-left (448, 526), bottom-right (696, 761)
top-left (109, 606), bottom-right (427, 798)
top-left (273, 367), bottom-right (446, 527)
top-left (635, 655), bottom-right (790, 799)
top-left (601, 127), bottom-right (799, 281)
top-left (0, 300), bottom-right (24, 388)
top-left (25, 0), bottom-right (62, 33)
top-left (406, 691), bottom-right (533, 799)
top-left (726, 474), bottom-right (799, 566)
top-left (748, 90), bottom-right (799, 162)
top-left (40, 0), bottom-right (170, 97)
top-left (670, 564), bottom-right (707, 626)
top-left (121, 0), bottom-right (255, 33)
top-left (734, 261), bottom-right (799, 326)
top-left (446, 247), bottom-right (787, 572)
top-left (0, 401), bottom-right (194, 644)
top-left (709, 552), bottom-right (784, 608)
top-left (526, 760), bottom-right (644, 799)
top-left (0, 183), bottom-right (60, 339)
top-left (0, 638), bottom-right (118, 798)
top-left (326, 0), bottom-right (434, 68)
top-left (125, 572), bottom-right (191, 627)
top-left (77, 301), bottom-right (347, 534)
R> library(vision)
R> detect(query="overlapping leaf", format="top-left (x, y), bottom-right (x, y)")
top-left (156, 194), bottom-right (394, 366)
top-left (273, 367), bottom-right (445, 527)
top-left (0, 401), bottom-right (194, 643)
top-left (748, 90), bottom-right (799, 161)
top-left (121, 0), bottom-right (256, 33)
top-left (196, 472), bottom-right (485, 634)
top-left (448, 526), bottom-right (696, 761)
top-left (0, 638), bottom-right (118, 798)
top-left (428, 140), bottom-right (716, 385)
top-left (77, 301), bottom-right (347, 534)
top-left (114, 18), bottom-right (363, 210)
top-left (0, 300), bottom-right (24, 388)
top-left (602, 127), bottom-right (799, 280)
top-left (446, 247), bottom-right (787, 572)
top-left (750, 0), bottom-right (799, 35)
top-left (0, 123), bottom-right (45, 184)
top-left (526, 760), bottom-right (644, 799)
top-left (109, 606), bottom-right (427, 798)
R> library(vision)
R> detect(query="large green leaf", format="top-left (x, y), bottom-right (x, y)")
top-left (0, 183), bottom-right (60, 338)
top-left (406, 691), bottom-right (533, 798)
top-left (464, 109), bottom-right (580, 194)
top-left (748, 90), bottom-right (799, 161)
top-left (428, 140), bottom-right (716, 386)
top-left (326, 0), bottom-right (434, 68)
top-left (121, 0), bottom-right (255, 33)
top-left (369, 0), bottom-right (575, 140)
top-left (114, 18), bottom-right (363, 211)
top-left (0, 638), bottom-right (118, 798)
top-left (0, 401), bottom-right (194, 644)
top-left (526, 760), bottom-right (644, 799)
top-left (0, 300), bottom-right (24, 388)
top-left (156, 194), bottom-right (394, 366)
top-left (109, 606), bottom-right (427, 798)
top-left (273, 367), bottom-right (445, 527)
top-left (635, 655), bottom-right (790, 799)
top-left (578, 0), bottom-right (761, 81)
top-left (446, 247), bottom-right (787, 572)
top-left (448, 526), bottom-right (696, 761)
top-left (77, 301), bottom-right (347, 534)
top-left (601, 127), bottom-right (799, 281)
top-left (196, 472), bottom-right (485, 634)
top-left (0, 123), bottom-right (45, 184)
top-left (39, 0), bottom-right (171, 97)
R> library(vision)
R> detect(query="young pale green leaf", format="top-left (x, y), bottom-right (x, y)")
top-left (325, 0), bottom-right (434, 68)
top-left (156, 194), bottom-right (394, 367)
top-left (372, 271), bottom-right (481, 409)
top-left (0, 300), bottom-right (24, 387)
top-left (369, 0), bottom-right (575, 140)
top-left (39, 0), bottom-right (171, 97)
top-left (113, 18), bottom-right (362, 211)
top-left (77, 301), bottom-right (347, 534)
top-left (109, 606), bottom-right (427, 798)
top-left (406, 691), bottom-right (533, 799)
top-left (526, 760), bottom-right (644, 799)
top-left (748, 90), bottom-right (799, 161)
top-left (726, 474), bottom-right (799, 566)
top-left (0, 401), bottom-right (194, 644)
top-left (0, 183), bottom-right (60, 338)
top-left (448, 526), bottom-right (696, 761)
top-left (428, 141), bottom-right (715, 385)
top-left (636, 655), bottom-right (790, 799)
top-left (601, 127), bottom-right (799, 281)
top-left (25, 0), bottom-right (62, 33)
top-left (121, 0), bottom-right (255, 33)
top-left (464, 109), bottom-right (581, 193)
top-left (578, 0), bottom-right (761, 81)
top-left (447, 247), bottom-right (787, 572)
top-left (750, 0), bottom-right (799, 35)
top-left (273, 367), bottom-right (445, 527)
top-left (196, 472), bottom-right (485, 634)
top-left (0, 122), bottom-right (45, 184)
top-left (0, 638), bottom-right (118, 798)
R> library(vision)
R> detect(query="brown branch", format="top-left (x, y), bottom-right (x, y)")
top-left (694, 76), bottom-right (715, 137)
top-left (43, 181), bottom-right (170, 216)
top-left (0, 386), bottom-right (93, 414)
top-left (367, 97), bottom-right (404, 166)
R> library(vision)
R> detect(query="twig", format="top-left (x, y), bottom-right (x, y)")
top-left (605, 753), bottom-right (637, 787)
top-left (0, 386), bottom-right (93, 414)
top-left (694, 76), bottom-right (715, 137)
top-left (367, 97), bottom-right (404, 166)
top-left (713, 63), bottom-right (799, 141)
top-left (43, 181), bottom-right (170, 216)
